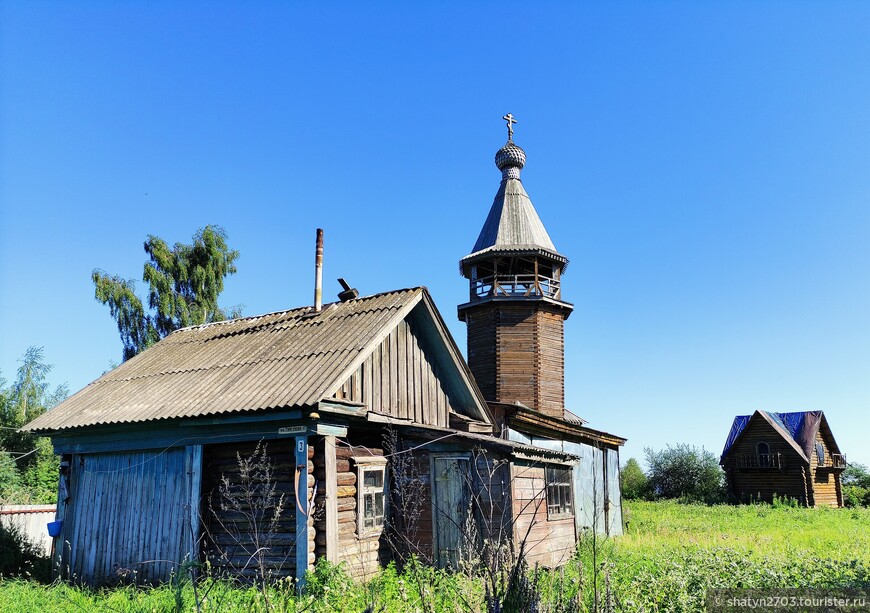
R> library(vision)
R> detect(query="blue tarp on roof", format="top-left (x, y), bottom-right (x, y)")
top-left (721, 411), bottom-right (819, 461)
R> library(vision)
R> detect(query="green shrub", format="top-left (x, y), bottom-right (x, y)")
top-left (844, 485), bottom-right (870, 508)
top-left (644, 444), bottom-right (726, 503)
top-left (620, 457), bottom-right (650, 500)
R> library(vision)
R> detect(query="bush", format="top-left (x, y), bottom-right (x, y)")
top-left (620, 457), bottom-right (650, 500)
top-left (0, 452), bottom-right (23, 503)
top-left (843, 463), bottom-right (870, 508)
top-left (0, 522), bottom-right (51, 582)
top-left (844, 485), bottom-right (870, 508)
top-left (644, 444), bottom-right (725, 504)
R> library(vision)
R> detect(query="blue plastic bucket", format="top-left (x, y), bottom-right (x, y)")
top-left (47, 520), bottom-right (62, 537)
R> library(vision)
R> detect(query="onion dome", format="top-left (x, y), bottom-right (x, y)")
top-left (495, 141), bottom-right (526, 179)
top-left (459, 114), bottom-right (568, 276)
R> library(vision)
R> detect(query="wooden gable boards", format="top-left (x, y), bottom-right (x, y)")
top-left (328, 290), bottom-right (492, 429)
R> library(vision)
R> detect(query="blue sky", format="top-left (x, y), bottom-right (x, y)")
top-left (2, 2), bottom-right (869, 466)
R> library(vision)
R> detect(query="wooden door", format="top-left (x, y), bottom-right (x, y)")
top-left (432, 455), bottom-right (470, 569)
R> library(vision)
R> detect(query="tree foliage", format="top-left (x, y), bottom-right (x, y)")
top-left (843, 462), bottom-right (870, 508)
top-left (93, 225), bottom-right (241, 360)
top-left (0, 347), bottom-right (68, 504)
top-left (620, 457), bottom-right (650, 500)
top-left (644, 444), bottom-right (725, 504)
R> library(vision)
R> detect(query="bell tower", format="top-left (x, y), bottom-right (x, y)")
top-left (458, 115), bottom-right (573, 419)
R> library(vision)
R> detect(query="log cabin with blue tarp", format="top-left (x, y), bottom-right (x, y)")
top-left (720, 410), bottom-right (846, 507)
top-left (23, 118), bottom-right (626, 585)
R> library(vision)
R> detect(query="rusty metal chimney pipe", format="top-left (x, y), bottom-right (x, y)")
top-left (314, 228), bottom-right (324, 312)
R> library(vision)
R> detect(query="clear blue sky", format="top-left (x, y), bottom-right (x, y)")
top-left (2, 2), bottom-right (869, 467)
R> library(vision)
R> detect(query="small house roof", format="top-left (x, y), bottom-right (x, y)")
top-left (25, 287), bottom-right (489, 433)
top-left (720, 410), bottom-right (839, 464)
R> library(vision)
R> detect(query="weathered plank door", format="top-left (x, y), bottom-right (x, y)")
top-left (432, 455), bottom-right (470, 569)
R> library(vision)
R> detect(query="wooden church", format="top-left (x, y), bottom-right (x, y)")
top-left (24, 117), bottom-right (626, 585)
top-left (720, 410), bottom-right (846, 507)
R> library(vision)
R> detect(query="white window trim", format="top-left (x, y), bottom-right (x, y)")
top-left (352, 456), bottom-right (388, 537)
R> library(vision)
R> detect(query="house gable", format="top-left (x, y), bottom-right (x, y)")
top-left (722, 410), bottom-right (810, 465)
top-left (726, 416), bottom-right (807, 466)
top-left (330, 296), bottom-right (492, 429)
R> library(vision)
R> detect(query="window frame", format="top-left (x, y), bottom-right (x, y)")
top-left (353, 456), bottom-right (388, 537)
top-left (545, 464), bottom-right (574, 519)
top-left (815, 442), bottom-right (826, 467)
top-left (756, 441), bottom-right (771, 467)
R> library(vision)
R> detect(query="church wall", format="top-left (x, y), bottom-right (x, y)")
top-left (463, 302), bottom-right (567, 418)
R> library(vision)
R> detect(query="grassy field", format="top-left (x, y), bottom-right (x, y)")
top-left (1, 500), bottom-right (868, 612)
top-left (582, 501), bottom-right (870, 611)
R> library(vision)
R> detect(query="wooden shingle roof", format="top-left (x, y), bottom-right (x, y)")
top-left (25, 288), bottom-right (460, 432)
top-left (462, 178), bottom-right (566, 268)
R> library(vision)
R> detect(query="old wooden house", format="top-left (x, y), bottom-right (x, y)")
top-left (24, 122), bottom-right (625, 585)
top-left (720, 410), bottom-right (846, 507)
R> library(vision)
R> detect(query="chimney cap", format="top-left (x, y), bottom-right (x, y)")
top-left (337, 278), bottom-right (359, 302)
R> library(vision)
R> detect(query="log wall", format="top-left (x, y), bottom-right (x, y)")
top-left (809, 429), bottom-right (842, 508)
top-left (725, 420), bottom-right (808, 505)
top-left (334, 318), bottom-right (454, 428)
top-left (327, 442), bottom-right (391, 580)
top-left (201, 440), bottom-right (315, 580)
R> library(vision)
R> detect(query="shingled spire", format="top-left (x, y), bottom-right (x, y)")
top-left (458, 116), bottom-right (573, 418)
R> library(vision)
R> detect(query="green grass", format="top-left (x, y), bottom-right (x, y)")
top-left (622, 499), bottom-right (870, 560)
top-left (2, 501), bottom-right (868, 612)
top-left (573, 501), bottom-right (870, 611)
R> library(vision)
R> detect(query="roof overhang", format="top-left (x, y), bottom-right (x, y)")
top-left (459, 246), bottom-right (569, 276)
top-left (397, 423), bottom-right (577, 464)
top-left (496, 403), bottom-right (627, 448)
top-left (457, 295), bottom-right (574, 321)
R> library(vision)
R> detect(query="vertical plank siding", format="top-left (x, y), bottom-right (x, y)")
top-left (334, 318), bottom-right (454, 428)
top-left (534, 309), bottom-right (566, 416)
top-left (60, 448), bottom-right (194, 585)
top-left (465, 308), bottom-right (498, 402)
top-left (463, 303), bottom-right (567, 418)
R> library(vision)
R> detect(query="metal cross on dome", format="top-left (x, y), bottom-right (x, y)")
top-left (503, 113), bottom-right (517, 140)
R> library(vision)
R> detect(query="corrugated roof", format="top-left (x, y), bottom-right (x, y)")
top-left (463, 178), bottom-right (565, 265)
top-left (25, 289), bottom-right (425, 433)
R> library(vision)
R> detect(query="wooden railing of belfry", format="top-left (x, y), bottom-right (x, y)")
top-left (471, 273), bottom-right (561, 300)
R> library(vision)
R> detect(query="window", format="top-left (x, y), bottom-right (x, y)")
top-left (545, 465), bottom-right (573, 518)
top-left (815, 442), bottom-right (825, 467)
top-left (756, 441), bottom-right (771, 467)
top-left (354, 458), bottom-right (387, 535)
